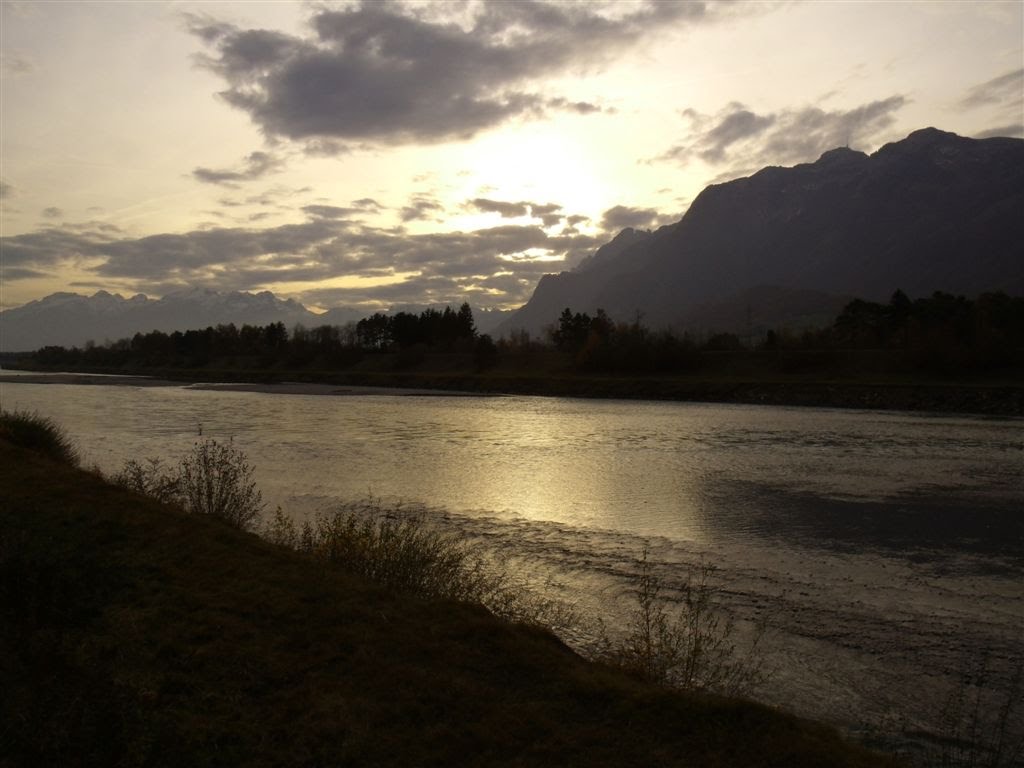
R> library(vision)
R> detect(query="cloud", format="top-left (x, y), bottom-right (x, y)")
top-left (469, 198), bottom-right (531, 218)
top-left (973, 124), bottom-right (1024, 140)
top-left (42, 206), bottom-right (63, 219)
top-left (959, 68), bottom-right (1024, 110)
top-left (186, 2), bottom-right (725, 147)
top-left (467, 198), bottom-right (566, 226)
top-left (193, 150), bottom-right (285, 186)
top-left (959, 68), bottom-right (1024, 140)
top-left (0, 223), bottom-right (120, 270)
top-left (400, 197), bottom-right (444, 222)
top-left (660, 96), bottom-right (907, 170)
top-left (546, 97), bottom-right (611, 115)
top-left (0, 52), bottom-right (34, 76)
top-left (601, 205), bottom-right (659, 232)
top-left (302, 204), bottom-right (355, 220)
top-left (0, 210), bottom-right (602, 308)
top-left (0, 180), bottom-right (13, 199)
top-left (3, 267), bottom-right (50, 280)
top-left (530, 202), bottom-right (565, 227)
top-left (692, 106), bottom-right (777, 163)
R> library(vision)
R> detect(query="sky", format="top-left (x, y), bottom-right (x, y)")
top-left (1, 0), bottom-right (1021, 313)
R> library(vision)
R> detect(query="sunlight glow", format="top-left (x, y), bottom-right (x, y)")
top-left (453, 124), bottom-right (613, 219)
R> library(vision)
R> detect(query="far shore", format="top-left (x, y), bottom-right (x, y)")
top-left (0, 372), bottom-right (483, 398)
top-left (2, 368), bottom-right (1022, 416)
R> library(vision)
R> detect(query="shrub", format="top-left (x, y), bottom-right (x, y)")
top-left (178, 438), bottom-right (264, 530)
top-left (114, 457), bottom-right (179, 504)
top-left (261, 499), bottom-right (577, 630)
top-left (115, 438), bottom-right (263, 531)
top-left (0, 410), bottom-right (79, 467)
top-left (598, 550), bottom-right (769, 697)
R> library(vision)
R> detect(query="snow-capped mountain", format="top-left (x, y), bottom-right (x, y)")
top-left (0, 288), bottom-right (319, 352)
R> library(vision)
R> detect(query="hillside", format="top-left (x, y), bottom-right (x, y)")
top-left (0, 434), bottom-right (889, 767)
top-left (501, 128), bottom-right (1024, 337)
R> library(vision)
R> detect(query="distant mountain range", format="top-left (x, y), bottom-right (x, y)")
top-left (0, 288), bottom-right (511, 352)
top-left (498, 127), bottom-right (1024, 338)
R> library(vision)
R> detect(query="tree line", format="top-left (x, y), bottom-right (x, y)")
top-left (30, 303), bottom-right (484, 370)
top-left (23, 291), bottom-right (1023, 376)
top-left (541, 290), bottom-right (1024, 374)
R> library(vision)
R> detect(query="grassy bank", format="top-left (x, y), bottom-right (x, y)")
top-left (0, 431), bottom-right (890, 766)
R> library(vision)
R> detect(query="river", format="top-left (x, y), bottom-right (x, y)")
top-left (2, 374), bottom-right (1022, 750)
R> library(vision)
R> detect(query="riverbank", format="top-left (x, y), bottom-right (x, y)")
top-left (0, 435), bottom-right (889, 767)
top-left (3, 366), bottom-right (1022, 415)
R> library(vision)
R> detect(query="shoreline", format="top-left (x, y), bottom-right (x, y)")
top-left (2, 370), bottom-right (1021, 416)
top-left (0, 373), bottom-right (481, 398)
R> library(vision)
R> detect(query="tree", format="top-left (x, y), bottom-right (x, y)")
top-left (457, 302), bottom-right (476, 339)
top-left (473, 334), bottom-right (498, 370)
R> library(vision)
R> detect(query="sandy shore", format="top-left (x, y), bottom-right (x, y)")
top-left (0, 373), bottom-right (478, 398)
top-left (183, 381), bottom-right (485, 397)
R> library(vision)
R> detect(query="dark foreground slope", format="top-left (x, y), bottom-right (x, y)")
top-left (0, 440), bottom-right (889, 767)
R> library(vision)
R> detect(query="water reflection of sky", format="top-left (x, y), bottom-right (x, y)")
top-left (3, 382), bottom-right (1021, 555)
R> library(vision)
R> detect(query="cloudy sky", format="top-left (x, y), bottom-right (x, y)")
top-left (1, 0), bottom-right (1021, 313)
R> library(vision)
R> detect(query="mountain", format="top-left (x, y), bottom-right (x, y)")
top-left (498, 128), bottom-right (1024, 338)
top-left (0, 288), bottom-right (513, 352)
top-left (0, 288), bottom-right (320, 352)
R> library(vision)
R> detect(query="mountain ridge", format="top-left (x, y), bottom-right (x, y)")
top-left (498, 127), bottom-right (1024, 338)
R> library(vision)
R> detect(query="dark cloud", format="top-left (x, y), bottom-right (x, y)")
top-left (3, 267), bottom-right (50, 280)
top-left (302, 204), bottom-right (355, 220)
top-left (973, 124), bottom-right (1024, 140)
top-left (193, 150), bottom-right (284, 186)
top-left (0, 210), bottom-right (600, 308)
top-left (468, 198), bottom-right (567, 226)
top-left (352, 198), bottom-right (382, 211)
top-left (0, 224), bottom-right (117, 269)
top-left (400, 198), bottom-right (444, 222)
top-left (693, 106), bottom-right (776, 163)
top-left (660, 96), bottom-right (907, 169)
top-left (0, 180), bottom-right (13, 199)
top-left (601, 205), bottom-right (658, 232)
top-left (546, 97), bottom-right (610, 115)
top-left (959, 68), bottom-right (1024, 111)
top-left (42, 206), bottom-right (63, 219)
top-left (959, 69), bottom-right (1024, 140)
top-left (469, 198), bottom-right (531, 218)
top-left (531, 202), bottom-right (564, 227)
top-left (186, 2), bottom-right (725, 147)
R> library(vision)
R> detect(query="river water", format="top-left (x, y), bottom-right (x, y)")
top-left (2, 375), bottom-right (1022, 748)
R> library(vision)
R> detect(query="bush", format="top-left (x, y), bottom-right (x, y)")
top-left (115, 457), bottom-right (180, 504)
top-left (261, 499), bottom-right (577, 631)
top-left (0, 410), bottom-right (79, 467)
top-left (115, 438), bottom-right (263, 531)
top-left (178, 439), bottom-right (264, 530)
top-left (598, 550), bottom-right (768, 697)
